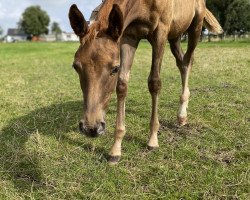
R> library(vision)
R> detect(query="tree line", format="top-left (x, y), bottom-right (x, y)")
top-left (0, 6), bottom-right (62, 39)
top-left (207, 0), bottom-right (250, 35)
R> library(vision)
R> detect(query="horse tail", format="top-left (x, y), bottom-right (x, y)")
top-left (203, 8), bottom-right (223, 34)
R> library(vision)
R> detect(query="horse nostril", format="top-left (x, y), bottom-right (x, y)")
top-left (89, 127), bottom-right (99, 137)
top-left (96, 122), bottom-right (106, 135)
top-left (101, 122), bottom-right (106, 130)
top-left (89, 128), bottom-right (95, 133)
top-left (79, 121), bottom-right (84, 132)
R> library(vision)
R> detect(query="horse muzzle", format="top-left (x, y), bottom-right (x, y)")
top-left (79, 120), bottom-right (106, 137)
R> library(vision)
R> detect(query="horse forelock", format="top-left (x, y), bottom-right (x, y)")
top-left (79, 22), bottom-right (98, 45)
top-left (81, 0), bottom-right (115, 45)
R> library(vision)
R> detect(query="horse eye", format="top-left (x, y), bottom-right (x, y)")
top-left (72, 63), bottom-right (78, 70)
top-left (111, 65), bottom-right (120, 75)
top-left (72, 63), bottom-right (81, 72)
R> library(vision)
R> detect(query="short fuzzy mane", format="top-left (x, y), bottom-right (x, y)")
top-left (82, 0), bottom-right (115, 44)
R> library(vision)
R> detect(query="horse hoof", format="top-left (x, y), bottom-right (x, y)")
top-left (147, 145), bottom-right (158, 151)
top-left (108, 155), bottom-right (121, 165)
top-left (177, 116), bottom-right (188, 126)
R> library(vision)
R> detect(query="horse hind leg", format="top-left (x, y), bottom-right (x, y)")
top-left (169, 36), bottom-right (189, 125)
top-left (170, 18), bottom-right (203, 126)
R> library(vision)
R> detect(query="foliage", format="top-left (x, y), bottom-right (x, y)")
top-left (51, 22), bottom-right (62, 34)
top-left (19, 6), bottom-right (50, 36)
top-left (0, 41), bottom-right (249, 199)
top-left (225, 0), bottom-right (250, 34)
top-left (206, 0), bottom-right (234, 29)
top-left (0, 26), bottom-right (3, 36)
top-left (207, 0), bottom-right (250, 34)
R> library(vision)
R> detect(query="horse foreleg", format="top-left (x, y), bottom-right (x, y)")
top-left (109, 37), bottom-right (139, 164)
top-left (147, 28), bottom-right (167, 150)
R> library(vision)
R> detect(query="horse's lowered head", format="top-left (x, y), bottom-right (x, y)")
top-left (68, 4), bottom-right (123, 137)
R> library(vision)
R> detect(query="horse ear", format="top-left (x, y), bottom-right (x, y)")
top-left (107, 4), bottom-right (123, 41)
top-left (69, 4), bottom-right (88, 38)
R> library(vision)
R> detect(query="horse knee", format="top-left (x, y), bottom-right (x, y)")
top-left (148, 77), bottom-right (161, 94)
top-left (116, 79), bottom-right (127, 99)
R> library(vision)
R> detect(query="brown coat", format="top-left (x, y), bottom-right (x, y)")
top-left (69, 0), bottom-right (222, 163)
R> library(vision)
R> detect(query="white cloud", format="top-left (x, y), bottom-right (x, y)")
top-left (0, 2), bottom-right (6, 19)
top-left (0, 0), bottom-right (102, 34)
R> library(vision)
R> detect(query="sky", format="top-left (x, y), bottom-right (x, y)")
top-left (0, 0), bottom-right (102, 34)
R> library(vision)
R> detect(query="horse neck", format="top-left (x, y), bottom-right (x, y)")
top-left (96, 0), bottom-right (139, 34)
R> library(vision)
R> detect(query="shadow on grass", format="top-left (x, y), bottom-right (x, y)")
top-left (160, 119), bottom-right (210, 136)
top-left (0, 98), bottom-right (152, 194)
top-left (0, 99), bottom-right (200, 194)
top-left (0, 101), bottom-right (110, 193)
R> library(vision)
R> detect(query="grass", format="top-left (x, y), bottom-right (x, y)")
top-left (0, 40), bottom-right (249, 199)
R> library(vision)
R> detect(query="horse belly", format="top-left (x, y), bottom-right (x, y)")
top-left (168, 19), bottom-right (194, 39)
top-left (167, 0), bottom-right (196, 39)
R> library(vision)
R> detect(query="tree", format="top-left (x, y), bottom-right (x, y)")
top-left (51, 22), bottom-right (62, 34)
top-left (19, 6), bottom-right (50, 37)
top-left (0, 26), bottom-right (3, 36)
top-left (207, 0), bottom-right (250, 35)
top-left (206, 0), bottom-right (234, 30)
top-left (224, 0), bottom-right (250, 34)
top-left (51, 22), bottom-right (62, 41)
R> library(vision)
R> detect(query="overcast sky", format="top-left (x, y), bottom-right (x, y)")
top-left (0, 0), bottom-right (102, 34)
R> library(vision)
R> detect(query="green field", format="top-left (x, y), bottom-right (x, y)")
top-left (0, 41), bottom-right (249, 199)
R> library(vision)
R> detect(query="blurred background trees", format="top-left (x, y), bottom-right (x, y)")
top-left (207, 0), bottom-right (250, 36)
top-left (51, 22), bottom-right (62, 40)
top-left (0, 26), bottom-right (3, 36)
top-left (51, 22), bottom-right (62, 35)
top-left (19, 6), bottom-right (50, 39)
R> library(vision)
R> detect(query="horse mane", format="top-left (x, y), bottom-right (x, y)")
top-left (82, 0), bottom-right (115, 44)
top-left (96, 0), bottom-right (115, 30)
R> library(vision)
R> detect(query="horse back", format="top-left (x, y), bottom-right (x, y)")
top-left (123, 0), bottom-right (204, 39)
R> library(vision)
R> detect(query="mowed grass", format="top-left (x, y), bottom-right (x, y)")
top-left (0, 40), bottom-right (249, 199)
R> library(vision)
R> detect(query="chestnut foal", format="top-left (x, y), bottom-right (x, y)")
top-left (68, 0), bottom-right (222, 163)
